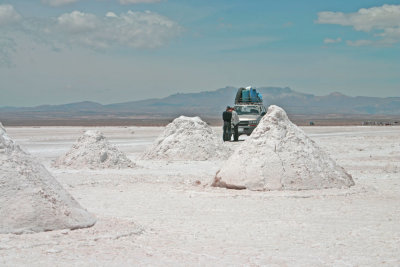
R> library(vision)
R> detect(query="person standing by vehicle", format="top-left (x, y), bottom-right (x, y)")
top-left (231, 107), bottom-right (240, 141)
top-left (222, 106), bottom-right (232, 141)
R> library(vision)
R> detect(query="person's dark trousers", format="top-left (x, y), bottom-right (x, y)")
top-left (233, 124), bottom-right (239, 141)
top-left (223, 121), bottom-right (232, 141)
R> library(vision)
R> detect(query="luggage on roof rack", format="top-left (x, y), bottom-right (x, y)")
top-left (250, 88), bottom-right (258, 102)
top-left (242, 89), bottom-right (251, 102)
top-left (235, 87), bottom-right (263, 104)
top-left (235, 87), bottom-right (245, 104)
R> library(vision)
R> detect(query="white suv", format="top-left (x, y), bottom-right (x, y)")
top-left (234, 104), bottom-right (267, 136)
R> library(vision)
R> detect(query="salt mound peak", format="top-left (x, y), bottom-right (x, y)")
top-left (0, 122), bottom-right (96, 234)
top-left (0, 122), bottom-right (20, 153)
top-left (213, 105), bottom-right (354, 191)
top-left (141, 116), bottom-right (231, 161)
top-left (54, 130), bottom-right (134, 169)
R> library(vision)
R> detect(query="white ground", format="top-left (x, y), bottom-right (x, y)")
top-left (1, 125), bottom-right (399, 266)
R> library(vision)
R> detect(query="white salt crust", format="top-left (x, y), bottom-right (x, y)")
top-left (54, 130), bottom-right (134, 169)
top-left (0, 122), bottom-right (96, 234)
top-left (141, 116), bottom-right (231, 161)
top-left (213, 106), bottom-right (355, 191)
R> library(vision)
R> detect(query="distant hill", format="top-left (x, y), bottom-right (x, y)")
top-left (1, 87), bottom-right (400, 120)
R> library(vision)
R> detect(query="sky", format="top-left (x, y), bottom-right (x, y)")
top-left (0, 0), bottom-right (399, 106)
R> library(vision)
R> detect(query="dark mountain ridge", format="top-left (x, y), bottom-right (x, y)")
top-left (1, 87), bottom-right (400, 118)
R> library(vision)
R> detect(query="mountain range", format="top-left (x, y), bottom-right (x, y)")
top-left (1, 87), bottom-right (400, 120)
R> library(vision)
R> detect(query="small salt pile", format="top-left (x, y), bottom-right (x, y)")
top-left (0, 122), bottom-right (96, 234)
top-left (141, 116), bottom-right (231, 161)
top-left (213, 105), bottom-right (354, 191)
top-left (54, 130), bottom-right (134, 169)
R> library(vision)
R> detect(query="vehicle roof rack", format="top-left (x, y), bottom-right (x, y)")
top-left (235, 101), bottom-right (264, 105)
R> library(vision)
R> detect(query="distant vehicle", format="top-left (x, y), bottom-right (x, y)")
top-left (234, 86), bottom-right (266, 136)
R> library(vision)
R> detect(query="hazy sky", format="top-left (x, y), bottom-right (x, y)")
top-left (1, 0), bottom-right (399, 106)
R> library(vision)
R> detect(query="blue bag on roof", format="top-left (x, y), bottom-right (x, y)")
top-left (257, 92), bottom-right (263, 102)
top-left (242, 89), bottom-right (250, 102)
top-left (250, 88), bottom-right (258, 102)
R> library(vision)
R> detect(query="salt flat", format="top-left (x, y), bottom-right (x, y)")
top-left (1, 126), bottom-right (400, 266)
